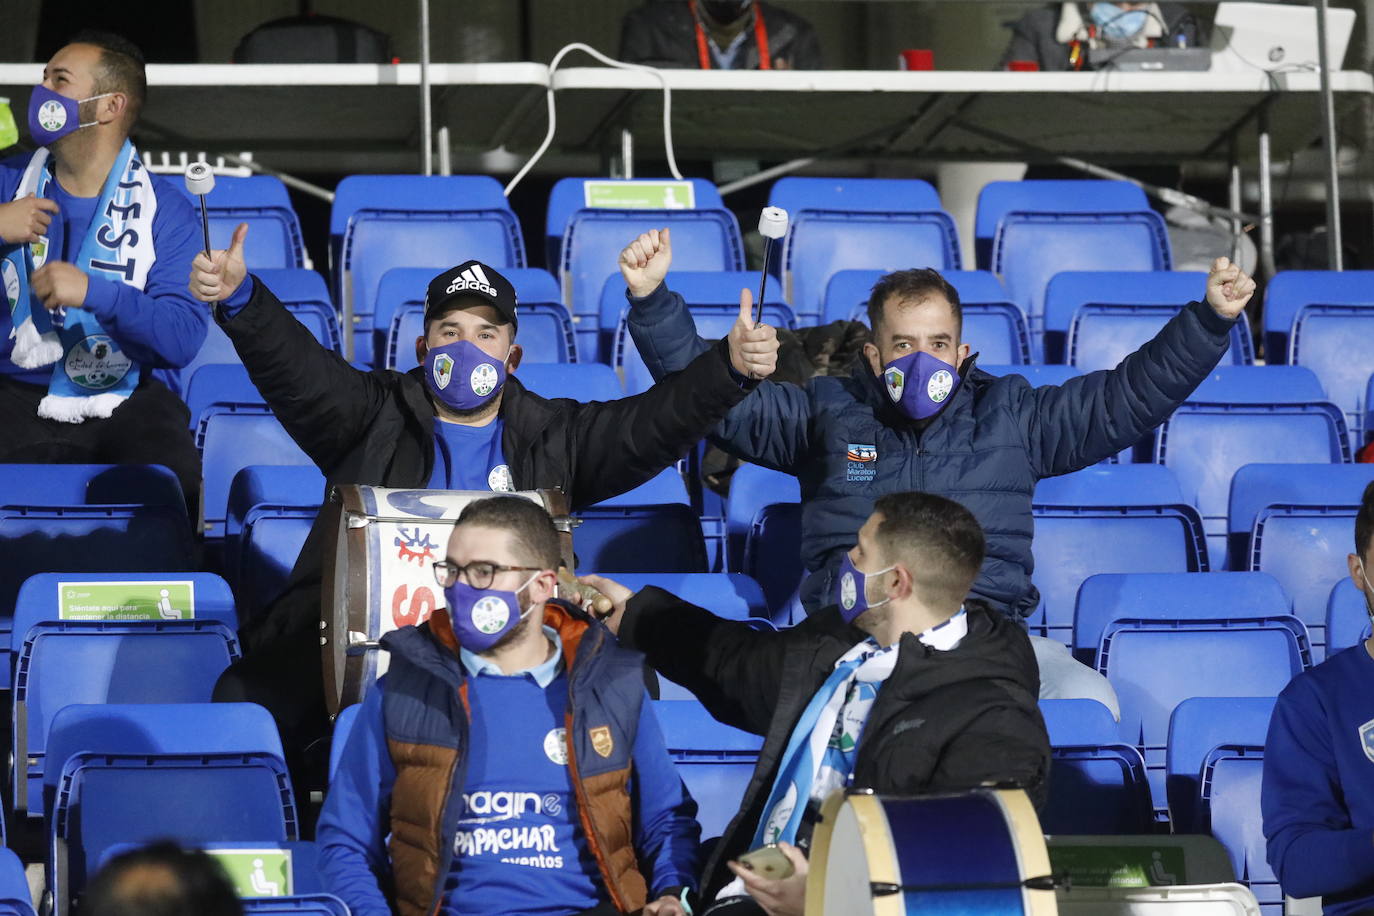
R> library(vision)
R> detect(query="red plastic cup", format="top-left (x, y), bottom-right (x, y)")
top-left (898, 49), bottom-right (935, 71)
top-left (1007, 60), bottom-right (1040, 72)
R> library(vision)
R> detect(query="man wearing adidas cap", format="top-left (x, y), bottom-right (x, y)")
top-left (188, 224), bottom-right (779, 784)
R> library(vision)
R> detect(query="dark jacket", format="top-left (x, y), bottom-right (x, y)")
top-left (317, 602), bottom-right (699, 916)
top-left (628, 283), bottom-right (1235, 616)
top-left (619, 590), bottom-right (1049, 898)
top-left (218, 276), bottom-right (753, 653)
top-left (620, 1), bottom-right (823, 70)
top-left (998, 3), bottom-right (1203, 71)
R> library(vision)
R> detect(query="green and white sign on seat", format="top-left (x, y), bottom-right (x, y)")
top-left (584, 180), bottom-right (695, 211)
top-left (57, 580), bottom-right (195, 621)
top-left (206, 848), bottom-right (293, 898)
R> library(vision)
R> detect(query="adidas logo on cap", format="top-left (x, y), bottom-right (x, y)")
top-left (446, 264), bottom-right (497, 298)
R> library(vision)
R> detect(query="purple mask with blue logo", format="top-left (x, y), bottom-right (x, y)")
top-left (444, 575), bottom-right (538, 652)
top-left (424, 340), bottom-right (508, 412)
top-left (882, 350), bottom-right (961, 421)
top-left (834, 553), bottom-right (894, 624)
top-left (28, 85), bottom-right (111, 146)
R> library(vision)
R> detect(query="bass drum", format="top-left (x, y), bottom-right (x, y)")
top-left (320, 485), bottom-right (572, 717)
top-left (805, 788), bottom-right (1057, 916)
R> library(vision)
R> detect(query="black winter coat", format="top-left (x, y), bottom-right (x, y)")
top-left (218, 276), bottom-right (753, 654)
top-left (620, 1), bottom-right (823, 70)
top-left (620, 589), bottom-right (1050, 898)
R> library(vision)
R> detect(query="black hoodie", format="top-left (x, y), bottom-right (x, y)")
top-left (619, 588), bottom-right (1050, 898)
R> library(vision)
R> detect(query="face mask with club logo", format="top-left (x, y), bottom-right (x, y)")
top-left (424, 340), bottom-right (508, 411)
top-left (881, 350), bottom-right (962, 422)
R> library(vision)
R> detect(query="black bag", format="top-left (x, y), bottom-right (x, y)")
top-left (233, 8), bottom-right (391, 64)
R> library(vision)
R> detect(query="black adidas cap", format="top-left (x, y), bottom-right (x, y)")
top-left (424, 260), bottom-right (518, 330)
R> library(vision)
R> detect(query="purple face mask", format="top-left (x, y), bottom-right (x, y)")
top-left (425, 340), bottom-right (508, 411)
top-left (882, 350), bottom-right (961, 421)
top-left (444, 574), bottom-right (538, 652)
top-left (28, 85), bottom-right (110, 146)
top-left (834, 553), bottom-right (894, 624)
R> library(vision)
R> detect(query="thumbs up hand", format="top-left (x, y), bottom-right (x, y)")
top-left (188, 222), bottom-right (249, 303)
top-left (728, 288), bottom-right (779, 381)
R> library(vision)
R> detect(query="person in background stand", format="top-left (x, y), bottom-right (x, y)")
top-left (620, 0), bottom-right (823, 70)
top-left (998, 3), bottom-right (1203, 71)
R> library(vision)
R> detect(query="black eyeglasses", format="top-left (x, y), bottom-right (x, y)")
top-left (433, 560), bottom-right (543, 590)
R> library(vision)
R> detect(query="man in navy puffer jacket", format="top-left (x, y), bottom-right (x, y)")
top-left (621, 229), bottom-right (1255, 710)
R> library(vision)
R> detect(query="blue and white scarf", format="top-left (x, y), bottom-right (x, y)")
top-left (1, 141), bottom-right (155, 422)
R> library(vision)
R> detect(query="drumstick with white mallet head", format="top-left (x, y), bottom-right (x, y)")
top-left (755, 206), bottom-right (789, 328)
top-left (183, 162), bottom-right (216, 257)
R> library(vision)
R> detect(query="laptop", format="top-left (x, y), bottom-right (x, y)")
top-left (1210, 2), bottom-right (1357, 74)
top-left (1089, 47), bottom-right (1213, 71)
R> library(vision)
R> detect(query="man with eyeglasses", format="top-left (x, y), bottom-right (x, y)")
top-left (319, 495), bottom-right (699, 916)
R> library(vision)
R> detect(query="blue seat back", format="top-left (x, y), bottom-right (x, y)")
top-left (197, 407), bottom-right (313, 539)
top-left (178, 175), bottom-right (305, 269)
top-left (572, 505), bottom-right (707, 574)
top-left (242, 895), bottom-right (351, 915)
top-left (725, 464), bottom-right (800, 572)
top-left (255, 269), bottom-right (340, 352)
top-left (1031, 466), bottom-right (1207, 645)
top-left (975, 180), bottom-right (1153, 264)
top-left (1290, 305), bottom-right (1374, 443)
top-left (0, 850), bottom-right (32, 916)
top-left (226, 465), bottom-right (325, 546)
top-left (1067, 303), bottom-right (1252, 373)
top-left (1262, 270), bottom-right (1374, 362)
top-left (46, 703), bottom-right (296, 910)
top-left (185, 363), bottom-right (265, 431)
top-left (768, 176), bottom-right (944, 215)
top-left (1203, 753), bottom-right (1277, 908)
top-left (1039, 699), bottom-right (1119, 746)
top-left (515, 363), bottom-right (622, 402)
top-left (590, 468), bottom-right (691, 509)
top-left (1039, 699), bottom-right (1153, 834)
top-left (545, 177), bottom-right (726, 272)
top-left (1327, 578), bottom-right (1372, 655)
top-left (1166, 697), bottom-right (1275, 832)
top-left (602, 574), bottom-right (768, 624)
top-left (743, 502), bottom-right (805, 618)
top-left (653, 698), bottom-right (761, 839)
top-left (1044, 270), bottom-right (1206, 364)
top-left (332, 176), bottom-right (524, 364)
top-left (377, 267), bottom-right (566, 369)
top-left (229, 466), bottom-right (323, 623)
top-left (981, 363), bottom-right (1083, 387)
top-left (616, 301), bottom-right (795, 395)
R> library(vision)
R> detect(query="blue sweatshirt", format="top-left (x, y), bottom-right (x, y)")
top-left (1263, 643), bottom-right (1374, 912)
top-left (0, 151), bottom-right (208, 388)
top-left (319, 630), bottom-right (699, 916)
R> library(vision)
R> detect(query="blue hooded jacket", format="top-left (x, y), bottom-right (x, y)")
top-left (628, 282), bottom-right (1235, 616)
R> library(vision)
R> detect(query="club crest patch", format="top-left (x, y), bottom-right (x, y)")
top-left (432, 353), bottom-right (454, 390)
top-left (590, 725), bottom-right (614, 758)
top-left (1360, 718), bottom-right (1374, 763)
top-left (470, 362), bottom-right (498, 397)
top-left (927, 368), bottom-right (954, 404)
top-left (846, 443), bottom-right (877, 483)
top-left (884, 366), bottom-right (905, 402)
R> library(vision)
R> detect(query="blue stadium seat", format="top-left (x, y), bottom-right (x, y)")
top-left (1166, 697), bottom-right (1275, 833)
top-left (515, 363), bottom-right (623, 402)
top-left (329, 703), bottom-right (361, 785)
top-left (653, 698), bottom-right (762, 839)
top-left (1201, 751), bottom-right (1276, 911)
top-left (547, 178), bottom-right (744, 357)
top-left (616, 300), bottom-right (795, 395)
top-left (1289, 304), bottom-right (1374, 446)
top-left (591, 467), bottom-right (691, 508)
top-left (0, 849), bottom-right (33, 916)
top-left (1228, 463), bottom-right (1374, 658)
top-left (10, 572), bottom-right (240, 817)
top-left (981, 363), bottom-right (1083, 387)
top-left (1077, 572), bottom-right (1306, 814)
top-left (976, 181), bottom-right (1172, 346)
top-left (572, 504), bottom-right (707, 574)
top-left (1038, 699), bottom-right (1153, 835)
top-left (376, 267), bottom-right (571, 369)
top-left (743, 502), bottom-right (804, 618)
top-left (826, 269), bottom-right (1032, 365)
top-left (1045, 270), bottom-right (1252, 368)
top-left (243, 896), bottom-right (351, 916)
top-left (45, 703), bottom-right (298, 914)
top-left (725, 464), bottom-right (800, 573)
top-left (1031, 466), bottom-right (1207, 646)
top-left (1262, 270), bottom-right (1374, 363)
top-left (197, 406), bottom-right (313, 539)
top-left (177, 174), bottom-right (307, 269)
top-left (1327, 578), bottom-right (1371, 655)
top-left (109, 839), bottom-right (329, 896)
top-left (598, 270), bottom-right (789, 364)
top-left (255, 269), bottom-right (341, 352)
top-left (0, 465), bottom-right (194, 680)
top-left (178, 323), bottom-right (245, 395)
top-left (332, 175), bottom-right (525, 364)
top-left (227, 466), bottom-right (325, 622)
top-left (1156, 366), bottom-right (1350, 567)
top-left (185, 363), bottom-right (264, 431)
top-left (768, 177), bottom-right (960, 323)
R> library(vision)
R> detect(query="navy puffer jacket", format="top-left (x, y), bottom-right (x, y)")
top-left (628, 283), bottom-right (1236, 617)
